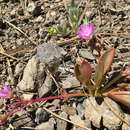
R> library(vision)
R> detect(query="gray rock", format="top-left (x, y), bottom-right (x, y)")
top-left (76, 103), bottom-right (85, 118)
top-left (35, 108), bottom-right (49, 124)
top-left (56, 112), bottom-right (68, 130)
top-left (38, 75), bottom-right (52, 98)
top-left (22, 93), bottom-right (34, 101)
top-left (35, 118), bottom-right (55, 130)
top-left (63, 106), bottom-right (77, 116)
top-left (36, 41), bottom-right (66, 63)
top-left (12, 110), bottom-right (34, 128)
top-left (84, 97), bottom-right (124, 129)
top-left (14, 63), bottom-right (25, 76)
top-left (79, 49), bottom-right (95, 60)
top-left (62, 76), bottom-right (80, 89)
top-left (69, 114), bottom-right (87, 130)
top-left (122, 113), bottom-right (130, 130)
top-left (27, 2), bottom-right (35, 13)
top-left (18, 56), bottom-right (45, 91)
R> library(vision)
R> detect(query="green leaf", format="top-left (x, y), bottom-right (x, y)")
top-left (74, 60), bottom-right (92, 83)
top-left (94, 61), bottom-right (104, 88)
top-left (108, 91), bottom-right (130, 108)
top-left (94, 48), bottom-right (115, 88)
top-left (56, 25), bottom-right (70, 36)
top-left (83, 15), bottom-right (90, 25)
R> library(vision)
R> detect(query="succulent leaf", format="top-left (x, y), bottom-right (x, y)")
top-left (98, 48), bottom-right (115, 74)
top-left (94, 61), bottom-right (104, 88)
top-left (74, 60), bottom-right (92, 83)
top-left (108, 91), bottom-right (130, 108)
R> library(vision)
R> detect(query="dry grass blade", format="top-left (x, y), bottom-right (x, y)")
top-left (78, 0), bottom-right (90, 26)
top-left (0, 51), bottom-right (26, 64)
top-left (57, 36), bottom-right (80, 45)
top-left (42, 106), bottom-right (90, 130)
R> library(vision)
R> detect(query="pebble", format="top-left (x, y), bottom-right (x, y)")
top-left (18, 56), bottom-right (45, 91)
top-left (79, 49), bottom-right (95, 60)
top-left (35, 108), bottom-right (49, 124)
top-left (56, 112), bottom-right (68, 130)
top-left (36, 41), bottom-right (66, 63)
top-left (14, 63), bottom-right (25, 76)
top-left (84, 97), bottom-right (124, 129)
top-left (38, 75), bottom-right (53, 98)
top-left (12, 110), bottom-right (35, 128)
top-left (35, 118), bottom-right (55, 130)
top-left (62, 76), bottom-right (80, 89)
top-left (27, 2), bottom-right (35, 13)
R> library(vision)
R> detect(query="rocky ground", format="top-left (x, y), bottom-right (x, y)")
top-left (0, 0), bottom-right (130, 130)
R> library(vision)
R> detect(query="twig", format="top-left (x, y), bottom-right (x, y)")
top-left (3, 19), bottom-right (38, 46)
top-left (42, 106), bottom-right (90, 130)
top-left (0, 51), bottom-right (26, 64)
top-left (56, 36), bottom-right (80, 45)
top-left (104, 98), bottom-right (130, 127)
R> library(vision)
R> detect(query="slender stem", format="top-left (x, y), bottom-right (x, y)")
top-left (5, 93), bottom-right (88, 116)
top-left (2, 101), bottom-right (22, 108)
top-left (28, 93), bottom-right (87, 103)
top-left (8, 105), bottom-right (27, 116)
top-left (7, 103), bottom-right (23, 116)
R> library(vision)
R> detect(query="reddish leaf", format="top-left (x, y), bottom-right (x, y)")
top-left (98, 48), bottom-right (115, 74)
top-left (74, 60), bottom-right (92, 83)
top-left (108, 91), bottom-right (130, 108)
top-left (122, 67), bottom-right (130, 76)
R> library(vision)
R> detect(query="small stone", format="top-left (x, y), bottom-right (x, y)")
top-left (93, 49), bottom-right (99, 56)
top-left (76, 103), bottom-right (85, 118)
top-left (122, 113), bottom-right (130, 130)
top-left (50, 11), bottom-right (56, 17)
top-left (12, 110), bottom-right (34, 127)
top-left (84, 97), bottom-right (124, 129)
top-left (62, 76), bottom-right (80, 89)
top-left (79, 49), bottom-right (95, 60)
top-left (27, 2), bottom-right (35, 13)
top-left (36, 41), bottom-right (66, 63)
top-left (33, 6), bottom-right (42, 16)
top-left (35, 108), bottom-right (49, 124)
top-left (69, 114), bottom-right (87, 130)
top-left (14, 63), bottom-right (25, 76)
top-left (35, 118), bottom-right (55, 130)
top-left (35, 16), bottom-right (43, 22)
top-left (18, 56), bottom-right (45, 91)
top-left (22, 93), bottom-right (34, 101)
top-left (63, 106), bottom-right (77, 115)
top-left (38, 75), bottom-right (52, 98)
top-left (56, 112), bottom-right (68, 130)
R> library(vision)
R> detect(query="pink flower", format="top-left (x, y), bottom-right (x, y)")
top-left (0, 86), bottom-right (12, 99)
top-left (77, 23), bottom-right (94, 40)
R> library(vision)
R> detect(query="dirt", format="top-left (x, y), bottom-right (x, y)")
top-left (0, 0), bottom-right (130, 130)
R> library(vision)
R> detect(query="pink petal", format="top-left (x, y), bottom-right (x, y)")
top-left (0, 93), bottom-right (7, 98)
top-left (77, 23), bottom-right (94, 40)
top-left (3, 86), bottom-right (11, 93)
top-left (0, 86), bottom-right (11, 98)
